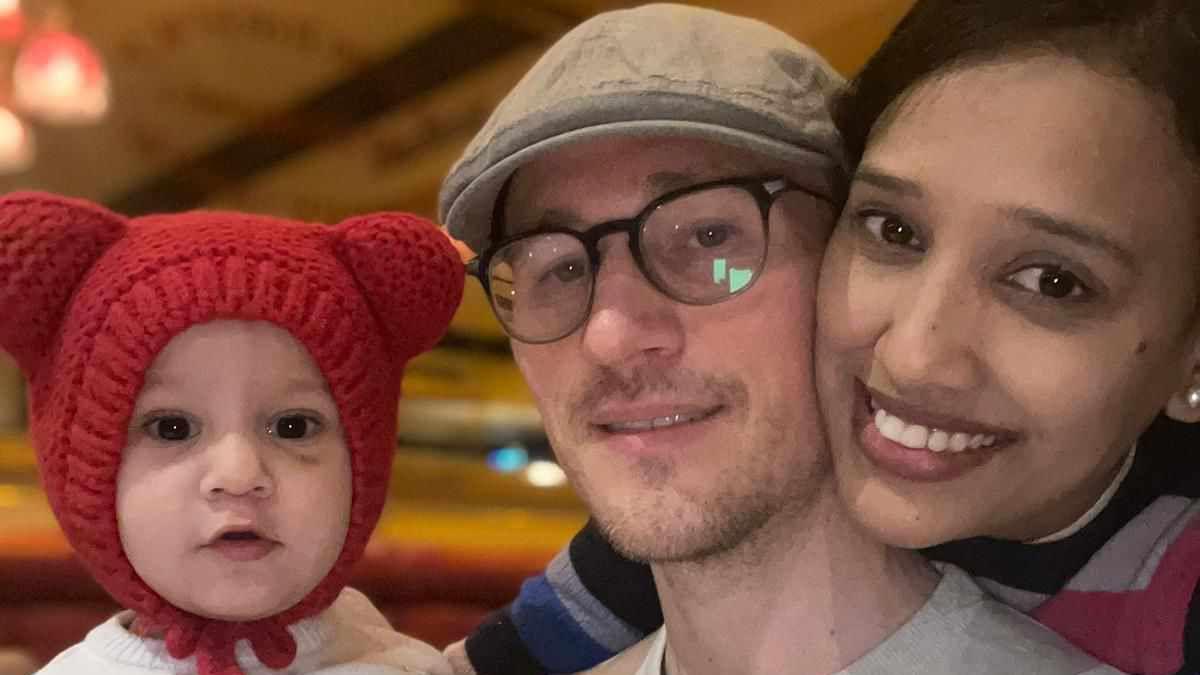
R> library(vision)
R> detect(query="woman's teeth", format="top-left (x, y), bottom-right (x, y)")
top-left (873, 407), bottom-right (995, 453)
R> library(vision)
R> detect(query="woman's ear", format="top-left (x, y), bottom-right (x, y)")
top-left (1165, 326), bottom-right (1200, 423)
top-left (1166, 377), bottom-right (1200, 423)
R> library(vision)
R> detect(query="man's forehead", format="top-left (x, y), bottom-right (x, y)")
top-left (502, 136), bottom-right (816, 233)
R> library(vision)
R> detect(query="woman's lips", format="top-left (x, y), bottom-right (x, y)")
top-left (858, 414), bottom-right (997, 482)
top-left (851, 380), bottom-right (1012, 483)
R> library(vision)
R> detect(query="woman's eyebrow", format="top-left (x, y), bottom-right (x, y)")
top-left (1004, 205), bottom-right (1137, 271)
top-left (853, 165), bottom-right (924, 198)
top-left (855, 164), bottom-right (1137, 271)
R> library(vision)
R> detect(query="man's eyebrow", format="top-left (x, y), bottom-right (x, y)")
top-left (853, 165), bottom-right (925, 198)
top-left (647, 170), bottom-right (702, 193)
top-left (512, 169), bottom-right (742, 233)
top-left (1004, 206), bottom-right (1137, 271)
top-left (517, 208), bottom-right (585, 232)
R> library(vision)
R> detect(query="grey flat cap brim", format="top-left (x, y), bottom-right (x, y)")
top-left (439, 3), bottom-right (846, 255)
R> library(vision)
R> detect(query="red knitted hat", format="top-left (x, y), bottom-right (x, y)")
top-left (0, 192), bottom-right (464, 674)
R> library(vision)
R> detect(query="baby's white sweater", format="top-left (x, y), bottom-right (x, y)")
top-left (35, 587), bottom-right (451, 675)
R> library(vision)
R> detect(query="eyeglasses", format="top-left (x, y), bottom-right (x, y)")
top-left (468, 175), bottom-right (832, 344)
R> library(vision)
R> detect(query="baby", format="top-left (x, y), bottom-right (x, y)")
top-left (0, 192), bottom-right (464, 674)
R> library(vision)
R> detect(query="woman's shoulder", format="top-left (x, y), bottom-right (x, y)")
top-left (1031, 495), bottom-right (1200, 675)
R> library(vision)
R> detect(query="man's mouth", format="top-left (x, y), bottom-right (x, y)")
top-left (600, 409), bottom-right (720, 433)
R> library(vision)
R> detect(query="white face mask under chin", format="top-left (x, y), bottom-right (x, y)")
top-left (1025, 444), bottom-right (1137, 545)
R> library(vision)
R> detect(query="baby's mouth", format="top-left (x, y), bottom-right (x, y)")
top-left (205, 526), bottom-right (280, 561)
top-left (219, 530), bottom-right (263, 542)
top-left (206, 523), bottom-right (279, 547)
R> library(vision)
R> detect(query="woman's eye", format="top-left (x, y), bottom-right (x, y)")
top-left (1007, 265), bottom-right (1088, 299)
top-left (269, 413), bottom-right (323, 440)
top-left (862, 212), bottom-right (922, 249)
top-left (144, 415), bottom-right (198, 442)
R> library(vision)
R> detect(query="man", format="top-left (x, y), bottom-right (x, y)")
top-left (439, 5), bottom-right (1117, 675)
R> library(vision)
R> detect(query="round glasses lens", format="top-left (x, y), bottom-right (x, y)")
top-left (640, 186), bottom-right (768, 304)
top-left (487, 233), bottom-right (592, 341)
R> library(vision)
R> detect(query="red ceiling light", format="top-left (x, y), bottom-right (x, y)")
top-left (0, 0), bottom-right (108, 174)
top-left (13, 29), bottom-right (109, 123)
top-left (0, 104), bottom-right (33, 173)
top-left (0, 0), bottom-right (26, 43)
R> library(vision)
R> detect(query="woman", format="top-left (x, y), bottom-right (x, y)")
top-left (815, 2), bottom-right (1200, 672)
top-left (453, 1), bottom-right (1200, 674)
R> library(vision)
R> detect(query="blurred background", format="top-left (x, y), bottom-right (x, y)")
top-left (0, 0), bottom-right (912, 666)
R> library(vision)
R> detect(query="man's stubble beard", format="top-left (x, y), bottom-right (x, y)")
top-left (551, 365), bottom-right (831, 566)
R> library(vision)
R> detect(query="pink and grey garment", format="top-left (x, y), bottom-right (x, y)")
top-left (461, 414), bottom-right (1200, 675)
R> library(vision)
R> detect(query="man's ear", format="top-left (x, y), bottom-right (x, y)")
top-left (1165, 328), bottom-right (1200, 422)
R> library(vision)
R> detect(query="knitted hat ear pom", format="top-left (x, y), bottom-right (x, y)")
top-left (333, 212), bottom-right (465, 360)
top-left (0, 191), bottom-right (126, 376)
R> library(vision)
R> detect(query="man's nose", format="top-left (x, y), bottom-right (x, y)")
top-left (579, 235), bottom-right (685, 368)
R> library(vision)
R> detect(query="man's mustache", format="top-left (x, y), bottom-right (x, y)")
top-left (571, 366), bottom-right (748, 417)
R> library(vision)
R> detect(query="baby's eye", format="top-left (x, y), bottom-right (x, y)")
top-left (268, 413), bottom-right (324, 441)
top-left (144, 414), bottom-right (199, 442)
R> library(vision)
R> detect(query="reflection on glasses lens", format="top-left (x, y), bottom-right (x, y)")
top-left (488, 233), bottom-right (592, 342)
top-left (640, 187), bottom-right (767, 304)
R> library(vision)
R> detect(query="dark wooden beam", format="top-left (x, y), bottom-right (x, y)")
top-left (107, 12), bottom-right (542, 215)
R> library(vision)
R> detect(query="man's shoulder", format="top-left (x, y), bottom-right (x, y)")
top-left (842, 566), bottom-right (1123, 675)
top-left (573, 631), bottom-right (662, 675)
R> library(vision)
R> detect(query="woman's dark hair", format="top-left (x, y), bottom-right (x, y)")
top-left (834, 0), bottom-right (1200, 169)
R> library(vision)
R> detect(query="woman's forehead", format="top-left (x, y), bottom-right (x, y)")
top-left (862, 56), bottom-right (1197, 238)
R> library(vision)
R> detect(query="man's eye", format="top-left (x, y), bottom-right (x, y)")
top-left (863, 212), bottom-right (922, 249)
top-left (691, 223), bottom-right (732, 248)
top-left (1007, 265), bottom-right (1088, 300)
top-left (144, 415), bottom-right (197, 442)
top-left (548, 258), bottom-right (587, 283)
top-left (269, 413), bottom-right (323, 440)
top-left (534, 257), bottom-right (587, 285)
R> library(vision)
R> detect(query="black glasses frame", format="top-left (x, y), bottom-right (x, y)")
top-left (467, 175), bottom-right (832, 343)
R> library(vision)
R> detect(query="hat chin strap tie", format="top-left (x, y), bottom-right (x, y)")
top-left (130, 605), bottom-right (299, 675)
